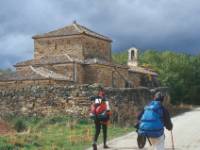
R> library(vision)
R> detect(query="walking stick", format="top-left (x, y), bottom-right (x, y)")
top-left (170, 130), bottom-right (175, 150)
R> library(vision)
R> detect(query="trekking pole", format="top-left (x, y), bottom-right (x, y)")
top-left (170, 130), bottom-right (175, 150)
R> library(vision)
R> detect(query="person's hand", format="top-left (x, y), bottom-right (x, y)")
top-left (134, 122), bottom-right (139, 129)
top-left (106, 110), bottom-right (111, 115)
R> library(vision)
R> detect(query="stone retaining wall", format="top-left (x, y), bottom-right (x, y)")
top-left (0, 83), bottom-right (169, 125)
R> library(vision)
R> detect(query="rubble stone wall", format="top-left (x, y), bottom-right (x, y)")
top-left (0, 83), bottom-right (169, 125)
top-left (82, 35), bottom-right (111, 62)
top-left (34, 36), bottom-right (84, 60)
top-left (84, 64), bottom-right (129, 88)
top-left (15, 66), bottom-right (33, 79)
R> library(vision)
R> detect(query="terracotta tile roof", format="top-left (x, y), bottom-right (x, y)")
top-left (14, 54), bottom-right (83, 67)
top-left (32, 21), bottom-right (112, 42)
top-left (15, 59), bottom-right (34, 67)
top-left (128, 66), bottom-right (158, 76)
top-left (30, 66), bottom-right (72, 80)
top-left (0, 72), bottom-right (44, 81)
top-left (0, 66), bottom-right (73, 81)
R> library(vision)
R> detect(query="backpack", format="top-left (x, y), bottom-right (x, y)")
top-left (90, 103), bottom-right (108, 121)
top-left (138, 101), bottom-right (164, 138)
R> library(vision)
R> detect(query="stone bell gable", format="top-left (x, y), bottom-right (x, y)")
top-left (127, 47), bottom-right (138, 67)
top-left (32, 21), bottom-right (112, 62)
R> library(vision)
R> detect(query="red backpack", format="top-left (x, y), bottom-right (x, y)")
top-left (90, 103), bottom-right (107, 120)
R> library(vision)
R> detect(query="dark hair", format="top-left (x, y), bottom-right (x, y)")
top-left (99, 86), bottom-right (104, 91)
top-left (154, 92), bottom-right (164, 102)
top-left (90, 96), bottom-right (96, 101)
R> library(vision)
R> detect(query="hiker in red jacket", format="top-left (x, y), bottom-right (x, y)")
top-left (90, 87), bottom-right (111, 150)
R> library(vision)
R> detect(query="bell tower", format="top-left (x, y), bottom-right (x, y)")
top-left (127, 47), bottom-right (138, 67)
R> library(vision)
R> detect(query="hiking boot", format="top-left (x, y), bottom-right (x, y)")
top-left (92, 143), bottom-right (97, 150)
top-left (103, 145), bottom-right (110, 149)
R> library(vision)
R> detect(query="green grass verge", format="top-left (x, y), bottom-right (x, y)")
top-left (0, 115), bottom-right (135, 150)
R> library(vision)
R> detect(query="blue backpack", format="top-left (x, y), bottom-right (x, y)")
top-left (138, 101), bottom-right (164, 138)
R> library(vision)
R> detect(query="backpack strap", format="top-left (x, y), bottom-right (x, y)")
top-left (146, 136), bottom-right (152, 146)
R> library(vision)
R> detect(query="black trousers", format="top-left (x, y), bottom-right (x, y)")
top-left (93, 119), bottom-right (107, 146)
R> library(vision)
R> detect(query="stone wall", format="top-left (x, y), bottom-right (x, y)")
top-left (34, 35), bottom-right (84, 60)
top-left (84, 64), bottom-right (129, 88)
top-left (51, 63), bottom-right (74, 81)
top-left (128, 72), bottom-right (141, 87)
top-left (0, 83), bottom-right (169, 125)
top-left (34, 34), bottom-right (111, 62)
top-left (82, 35), bottom-right (111, 62)
top-left (83, 64), bottom-right (159, 88)
top-left (14, 63), bottom-right (158, 89)
top-left (128, 72), bottom-right (159, 88)
top-left (15, 66), bottom-right (33, 78)
top-left (84, 64), bottom-right (113, 86)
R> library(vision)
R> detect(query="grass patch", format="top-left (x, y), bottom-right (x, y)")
top-left (0, 115), bottom-right (135, 150)
top-left (14, 119), bottom-right (27, 132)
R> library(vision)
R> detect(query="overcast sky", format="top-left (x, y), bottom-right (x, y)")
top-left (1, 0), bottom-right (200, 68)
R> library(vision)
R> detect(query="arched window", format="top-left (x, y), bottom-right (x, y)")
top-left (131, 50), bottom-right (135, 60)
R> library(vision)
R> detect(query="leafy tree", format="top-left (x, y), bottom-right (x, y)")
top-left (112, 50), bottom-right (200, 104)
top-left (0, 68), bottom-right (15, 76)
top-left (112, 51), bottom-right (128, 65)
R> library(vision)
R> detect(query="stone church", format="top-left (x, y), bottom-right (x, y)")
top-left (0, 21), bottom-right (158, 88)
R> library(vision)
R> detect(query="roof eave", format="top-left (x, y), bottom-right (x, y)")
top-left (128, 69), bottom-right (158, 76)
top-left (81, 32), bottom-right (112, 42)
top-left (32, 32), bottom-right (112, 42)
top-left (32, 33), bottom-right (82, 39)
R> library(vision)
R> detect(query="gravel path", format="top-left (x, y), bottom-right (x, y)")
top-left (86, 107), bottom-right (200, 150)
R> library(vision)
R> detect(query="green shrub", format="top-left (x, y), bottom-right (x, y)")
top-left (48, 116), bottom-right (66, 124)
top-left (78, 118), bottom-right (90, 125)
top-left (0, 144), bottom-right (15, 150)
top-left (14, 119), bottom-right (27, 132)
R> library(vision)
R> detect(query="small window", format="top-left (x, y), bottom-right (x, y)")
top-left (131, 50), bottom-right (135, 60)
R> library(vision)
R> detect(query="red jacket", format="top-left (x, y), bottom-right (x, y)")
top-left (91, 103), bottom-right (107, 115)
top-left (90, 103), bottom-right (111, 124)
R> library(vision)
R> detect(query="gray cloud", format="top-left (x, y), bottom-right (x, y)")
top-left (0, 54), bottom-right (23, 69)
top-left (1, 0), bottom-right (200, 68)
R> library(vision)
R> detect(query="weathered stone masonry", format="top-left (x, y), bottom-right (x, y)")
top-left (0, 83), bottom-right (169, 125)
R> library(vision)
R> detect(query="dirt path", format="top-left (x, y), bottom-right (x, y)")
top-left (86, 107), bottom-right (200, 150)
top-left (0, 120), bottom-right (12, 135)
